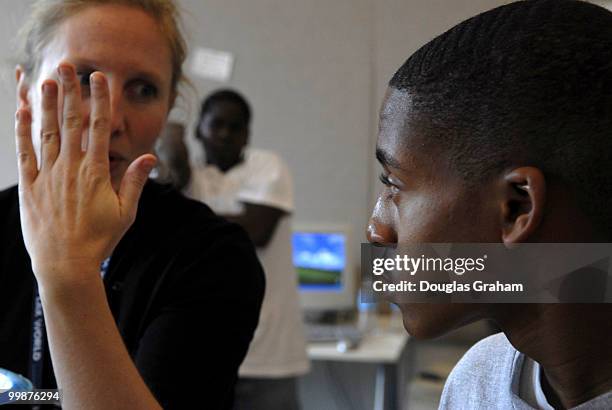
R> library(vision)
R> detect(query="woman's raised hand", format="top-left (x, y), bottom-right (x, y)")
top-left (15, 62), bottom-right (156, 288)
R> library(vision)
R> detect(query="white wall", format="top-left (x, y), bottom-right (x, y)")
top-left (369, 0), bottom-right (511, 206)
top-left (0, 0), bottom-right (509, 263)
top-left (0, 2), bottom-right (31, 190)
top-left (178, 0), bottom-right (374, 263)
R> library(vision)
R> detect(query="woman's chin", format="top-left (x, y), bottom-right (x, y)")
top-left (109, 161), bottom-right (129, 192)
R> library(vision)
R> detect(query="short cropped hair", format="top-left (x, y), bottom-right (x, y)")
top-left (198, 89), bottom-right (252, 125)
top-left (390, 0), bottom-right (612, 237)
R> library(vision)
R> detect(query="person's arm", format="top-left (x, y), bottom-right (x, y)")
top-left (223, 151), bottom-right (293, 248)
top-left (40, 273), bottom-right (161, 410)
top-left (15, 65), bottom-right (160, 409)
top-left (223, 202), bottom-right (285, 247)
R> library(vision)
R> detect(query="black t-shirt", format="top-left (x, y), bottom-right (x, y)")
top-left (0, 181), bottom-right (265, 409)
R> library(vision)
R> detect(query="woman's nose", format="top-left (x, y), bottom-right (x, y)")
top-left (108, 84), bottom-right (126, 138)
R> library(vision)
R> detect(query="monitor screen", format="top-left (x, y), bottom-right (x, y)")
top-left (292, 231), bottom-right (346, 291)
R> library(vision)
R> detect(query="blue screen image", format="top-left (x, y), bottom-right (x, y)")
top-left (292, 232), bottom-right (345, 289)
top-left (293, 233), bottom-right (345, 270)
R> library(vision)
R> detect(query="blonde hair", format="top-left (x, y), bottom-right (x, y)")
top-left (18, 0), bottom-right (187, 92)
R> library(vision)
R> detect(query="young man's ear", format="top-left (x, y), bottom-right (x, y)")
top-left (500, 166), bottom-right (546, 245)
top-left (15, 65), bottom-right (31, 110)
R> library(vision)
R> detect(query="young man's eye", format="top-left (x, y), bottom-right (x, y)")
top-left (379, 173), bottom-right (392, 186)
top-left (379, 173), bottom-right (400, 193)
top-left (210, 119), bottom-right (224, 129)
top-left (229, 122), bottom-right (246, 133)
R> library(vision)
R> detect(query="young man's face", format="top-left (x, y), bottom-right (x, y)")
top-left (367, 88), bottom-right (499, 338)
top-left (198, 100), bottom-right (249, 170)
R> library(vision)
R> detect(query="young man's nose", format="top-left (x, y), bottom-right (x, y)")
top-left (366, 217), bottom-right (398, 246)
top-left (216, 125), bottom-right (232, 141)
top-left (367, 196), bottom-right (398, 245)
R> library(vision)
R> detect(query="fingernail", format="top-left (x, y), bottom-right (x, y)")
top-left (42, 82), bottom-right (52, 95)
top-left (16, 110), bottom-right (29, 122)
top-left (90, 72), bottom-right (103, 87)
top-left (58, 65), bottom-right (71, 79)
top-left (142, 157), bottom-right (157, 171)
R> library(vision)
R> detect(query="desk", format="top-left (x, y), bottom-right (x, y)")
top-left (301, 313), bottom-right (413, 410)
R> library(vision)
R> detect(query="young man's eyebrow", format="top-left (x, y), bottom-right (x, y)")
top-left (376, 147), bottom-right (404, 171)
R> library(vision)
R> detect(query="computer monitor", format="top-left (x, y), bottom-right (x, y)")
top-left (292, 225), bottom-right (356, 312)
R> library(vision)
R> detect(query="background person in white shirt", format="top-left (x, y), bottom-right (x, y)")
top-left (187, 89), bottom-right (309, 410)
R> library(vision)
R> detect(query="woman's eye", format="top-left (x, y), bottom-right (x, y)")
top-left (77, 72), bottom-right (93, 98)
top-left (78, 73), bottom-right (91, 86)
top-left (128, 81), bottom-right (158, 101)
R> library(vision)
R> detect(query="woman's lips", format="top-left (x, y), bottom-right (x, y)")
top-left (109, 152), bottom-right (126, 171)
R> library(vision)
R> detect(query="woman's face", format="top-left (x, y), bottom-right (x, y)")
top-left (20, 4), bottom-right (174, 191)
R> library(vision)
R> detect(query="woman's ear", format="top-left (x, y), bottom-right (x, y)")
top-left (15, 65), bottom-right (31, 110)
top-left (500, 166), bottom-right (546, 245)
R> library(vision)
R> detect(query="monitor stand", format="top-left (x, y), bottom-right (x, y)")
top-left (303, 309), bottom-right (356, 325)
top-left (303, 309), bottom-right (364, 344)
